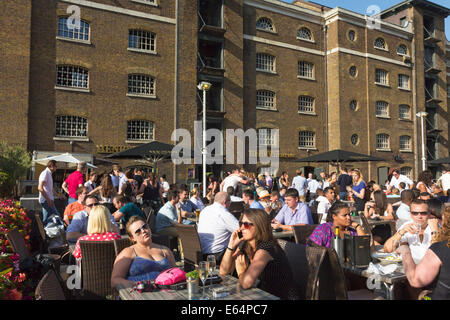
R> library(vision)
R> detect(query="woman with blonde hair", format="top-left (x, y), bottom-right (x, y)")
top-left (189, 187), bottom-right (204, 210)
top-left (346, 169), bottom-right (366, 212)
top-left (397, 206), bottom-right (450, 300)
top-left (72, 205), bottom-right (121, 259)
top-left (220, 209), bottom-right (299, 300)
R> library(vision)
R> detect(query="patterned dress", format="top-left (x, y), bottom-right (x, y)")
top-left (308, 222), bottom-right (357, 248)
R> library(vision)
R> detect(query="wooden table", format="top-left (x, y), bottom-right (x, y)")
top-left (116, 274), bottom-right (280, 300)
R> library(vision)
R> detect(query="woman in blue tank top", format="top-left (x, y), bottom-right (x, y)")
top-left (111, 216), bottom-right (176, 287)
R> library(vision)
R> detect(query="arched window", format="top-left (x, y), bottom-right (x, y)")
top-left (376, 101), bottom-right (389, 117)
top-left (299, 131), bottom-right (315, 148)
top-left (258, 128), bottom-right (277, 146)
top-left (298, 96), bottom-right (314, 113)
top-left (256, 90), bottom-right (275, 110)
top-left (400, 167), bottom-right (412, 179)
top-left (397, 44), bottom-right (408, 55)
top-left (297, 27), bottom-right (312, 41)
top-left (376, 133), bottom-right (390, 150)
top-left (399, 104), bottom-right (411, 120)
top-left (128, 74), bottom-right (155, 96)
top-left (128, 29), bottom-right (156, 52)
top-left (399, 135), bottom-right (412, 151)
top-left (56, 65), bottom-right (89, 89)
top-left (256, 53), bottom-right (275, 72)
top-left (57, 17), bottom-right (90, 41)
top-left (256, 17), bottom-right (274, 32)
top-left (374, 37), bottom-right (387, 50)
top-left (55, 115), bottom-right (87, 138)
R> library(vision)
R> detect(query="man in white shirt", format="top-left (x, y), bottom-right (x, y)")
top-left (220, 168), bottom-right (248, 192)
top-left (384, 199), bottom-right (439, 264)
top-left (291, 169), bottom-right (307, 197)
top-left (197, 192), bottom-right (238, 264)
top-left (317, 187), bottom-right (336, 223)
top-left (307, 173), bottom-right (321, 201)
top-left (38, 160), bottom-right (59, 224)
top-left (387, 169), bottom-right (413, 193)
top-left (159, 174), bottom-right (170, 202)
top-left (438, 169), bottom-right (450, 195)
top-left (395, 189), bottom-right (414, 230)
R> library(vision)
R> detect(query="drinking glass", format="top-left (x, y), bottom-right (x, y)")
top-left (411, 222), bottom-right (421, 246)
top-left (198, 261), bottom-right (210, 300)
top-left (207, 255), bottom-right (216, 292)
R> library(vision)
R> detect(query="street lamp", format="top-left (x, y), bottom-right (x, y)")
top-left (197, 81), bottom-right (212, 197)
top-left (416, 111), bottom-right (428, 172)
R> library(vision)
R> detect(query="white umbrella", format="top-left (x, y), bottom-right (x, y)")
top-left (34, 152), bottom-right (97, 168)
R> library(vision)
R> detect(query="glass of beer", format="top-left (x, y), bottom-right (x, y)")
top-left (195, 209), bottom-right (201, 222)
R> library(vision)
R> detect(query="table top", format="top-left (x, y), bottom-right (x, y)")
top-left (272, 230), bottom-right (294, 239)
top-left (352, 216), bottom-right (395, 227)
top-left (342, 261), bottom-right (406, 285)
top-left (116, 274), bottom-right (280, 300)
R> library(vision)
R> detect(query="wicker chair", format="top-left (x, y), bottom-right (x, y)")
top-left (35, 269), bottom-right (67, 300)
top-left (292, 224), bottom-right (318, 244)
top-left (113, 238), bottom-right (133, 257)
top-left (79, 240), bottom-right (117, 299)
top-left (174, 223), bottom-right (203, 271)
top-left (228, 201), bottom-right (244, 220)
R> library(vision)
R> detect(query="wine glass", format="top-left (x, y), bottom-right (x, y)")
top-left (411, 222), bottom-right (421, 246)
top-left (207, 255), bottom-right (216, 292)
top-left (197, 261), bottom-right (210, 300)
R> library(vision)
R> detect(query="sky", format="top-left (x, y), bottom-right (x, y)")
top-left (281, 0), bottom-right (450, 40)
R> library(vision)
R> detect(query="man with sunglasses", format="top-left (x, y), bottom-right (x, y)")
top-left (66, 195), bottom-right (119, 243)
top-left (384, 199), bottom-right (440, 264)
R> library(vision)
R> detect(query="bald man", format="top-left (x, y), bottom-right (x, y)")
top-left (197, 192), bottom-right (238, 264)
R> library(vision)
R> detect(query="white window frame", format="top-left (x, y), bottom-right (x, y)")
top-left (256, 90), bottom-right (276, 110)
top-left (376, 133), bottom-right (390, 151)
top-left (397, 44), bottom-right (408, 56)
top-left (131, 0), bottom-right (158, 7)
top-left (376, 101), bottom-right (389, 118)
top-left (298, 61), bottom-right (314, 79)
top-left (56, 65), bottom-right (89, 90)
top-left (400, 167), bottom-right (412, 179)
top-left (399, 104), bottom-right (411, 120)
top-left (126, 120), bottom-right (154, 142)
top-left (298, 96), bottom-right (315, 114)
top-left (297, 27), bottom-right (313, 42)
top-left (399, 135), bottom-right (412, 152)
top-left (375, 69), bottom-right (389, 86)
top-left (57, 17), bottom-right (90, 43)
top-left (55, 115), bottom-right (88, 139)
top-left (374, 37), bottom-right (387, 50)
top-left (256, 53), bottom-right (275, 73)
top-left (299, 131), bottom-right (315, 149)
top-left (256, 17), bottom-right (274, 32)
top-left (258, 128), bottom-right (276, 146)
top-left (398, 74), bottom-right (410, 90)
top-left (128, 29), bottom-right (156, 53)
top-left (127, 74), bottom-right (155, 98)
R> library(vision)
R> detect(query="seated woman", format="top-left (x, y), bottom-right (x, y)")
top-left (308, 201), bottom-right (366, 248)
top-left (396, 206), bottom-right (450, 300)
top-left (111, 216), bottom-right (176, 287)
top-left (72, 205), bottom-right (121, 259)
top-left (220, 209), bottom-right (299, 300)
top-left (364, 190), bottom-right (395, 244)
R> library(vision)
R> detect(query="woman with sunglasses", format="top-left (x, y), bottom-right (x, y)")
top-left (219, 209), bottom-right (299, 300)
top-left (384, 199), bottom-right (440, 264)
top-left (72, 205), bottom-right (121, 259)
top-left (111, 216), bottom-right (176, 287)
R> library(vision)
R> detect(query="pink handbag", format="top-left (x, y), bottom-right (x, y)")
top-left (154, 267), bottom-right (186, 287)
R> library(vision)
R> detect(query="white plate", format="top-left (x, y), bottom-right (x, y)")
top-left (377, 255), bottom-right (402, 265)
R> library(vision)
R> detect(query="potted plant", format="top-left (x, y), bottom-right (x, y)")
top-left (185, 270), bottom-right (199, 298)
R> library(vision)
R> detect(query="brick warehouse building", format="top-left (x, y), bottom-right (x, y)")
top-left (0, 0), bottom-right (449, 187)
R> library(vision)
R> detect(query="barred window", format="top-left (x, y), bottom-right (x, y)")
top-left (376, 101), bottom-right (389, 117)
top-left (299, 131), bottom-right (315, 148)
top-left (376, 133), bottom-right (390, 150)
top-left (298, 61), bottom-right (314, 79)
top-left (399, 104), bottom-right (411, 120)
top-left (256, 53), bottom-right (275, 72)
top-left (256, 90), bottom-right (275, 110)
top-left (128, 29), bottom-right (156, 52)
top-left (374, 37), bottom-right (387, 50)
top-left (256, 18), bottom-right (274, 32)
top-left (55, 115), bottom-right (87, 138)
top-left (127, 120), bottom-right (154, 141)
top-left (400, 167), bottom-right (412, 179)
top-left (298, 96), bottom-right (315, 113)
top-left (375, 69), bottom-right (388, 85)
top-left (57, 17), bottom-right (89, 41)
top-left (400, 135), bottom-right (412, 151)
top-left (397, 44), bottom-right (408, 55)
top-left (128, 74), bottom-right (155, 96)
top-left (258, 128), bottom-right (276, 146)
top-left (56, 65), bottom-right (88, 89)
top-left (297, 27), bottom-right (312, 40)
top-left (398, 74), bottom-right (410, 89)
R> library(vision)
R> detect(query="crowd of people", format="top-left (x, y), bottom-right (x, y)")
top-left (36, 160), bottom-right (450, 300)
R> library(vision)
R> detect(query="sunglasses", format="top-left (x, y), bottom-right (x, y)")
top-left (411, 211), bottom-right (429, 216)
top-left (86, 203), bottom-right (99, 208)
top-left (239, 221), bottom-right (254, 229)
top-left (134, 223), bottom-right (150, 235)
